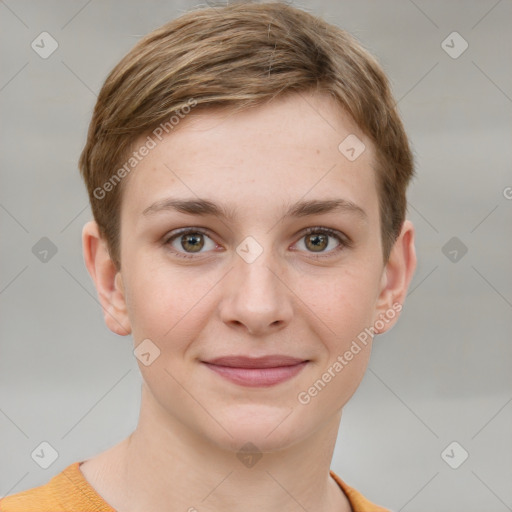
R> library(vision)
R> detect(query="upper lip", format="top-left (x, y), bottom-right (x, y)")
top-left (203, 355), bottom-right (307, 368)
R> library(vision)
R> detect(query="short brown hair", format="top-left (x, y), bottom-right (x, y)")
top-left (79, 1), bottom-right (415, 270)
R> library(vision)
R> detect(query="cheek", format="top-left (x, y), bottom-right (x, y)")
top-left (294, 266), bottom-right (378, 402)
top-left (123, 256), bottom-right (216, 344)
top-left (297, 265), bottom-right (379, 337)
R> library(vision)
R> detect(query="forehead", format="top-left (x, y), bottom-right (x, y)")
top-left (120, 91), bottom-right (379, 226)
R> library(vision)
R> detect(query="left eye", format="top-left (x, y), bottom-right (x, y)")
top-left (293, 227), bottom-right (346, 256)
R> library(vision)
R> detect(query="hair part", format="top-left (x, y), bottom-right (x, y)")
top-left (79, 1), bottom-right (415, 270)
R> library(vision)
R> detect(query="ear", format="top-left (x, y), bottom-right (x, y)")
top-left (373, 219), bottom-right (417, 334)
top-left (82, 221), bottom-right (131, 336)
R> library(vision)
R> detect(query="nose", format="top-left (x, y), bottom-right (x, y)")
top-left (218, 244), bottom-right (294, 337)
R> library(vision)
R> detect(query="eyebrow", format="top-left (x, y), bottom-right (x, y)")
top-left (142, 197), bottom-right (368, 222)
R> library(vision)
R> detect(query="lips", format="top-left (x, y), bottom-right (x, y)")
top-left (202, 355), bottom-right (309, 387)
top-left (205, 355), bottom-right (308, 368)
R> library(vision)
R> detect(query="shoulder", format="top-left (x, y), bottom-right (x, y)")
top-left (1, 461), bottom-right (115, 512)
top-left (330, 470), bottom-right (392, 512)
top-left (0, 478), bottom-right (63, 512)
top-left (0, 461), bottom-right (113, 512)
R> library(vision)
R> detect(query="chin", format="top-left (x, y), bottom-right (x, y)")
top-left (204, 403), bottom-right (313, 454)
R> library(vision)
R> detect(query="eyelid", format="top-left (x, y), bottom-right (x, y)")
top-left (299, 226), bottom-right (351, 245)
top-left (163, 226), bottom-right (212, 243)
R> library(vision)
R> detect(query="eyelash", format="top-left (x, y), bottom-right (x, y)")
top-left (163, 226), bottom-right (351, 260)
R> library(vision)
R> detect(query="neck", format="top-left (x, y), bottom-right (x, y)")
top-left (83, 384), bottom-right (351, 512)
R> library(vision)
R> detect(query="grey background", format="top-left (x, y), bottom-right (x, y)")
top-left (1, 1), bottom-right (511, 510)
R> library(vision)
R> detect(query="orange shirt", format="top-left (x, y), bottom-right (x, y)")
top-left (0, 461), bottom-right (390, 511)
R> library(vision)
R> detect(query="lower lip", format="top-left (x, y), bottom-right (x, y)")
top-left (203, 361), bottom-right (308, 387)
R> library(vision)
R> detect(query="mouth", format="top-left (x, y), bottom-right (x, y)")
top-left (201, 355), bottom-right (309, 387)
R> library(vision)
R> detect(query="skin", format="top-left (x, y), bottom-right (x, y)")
top-left (81, 90), bottom-right (416, 512)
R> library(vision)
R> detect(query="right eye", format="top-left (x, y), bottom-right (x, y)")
top-left (164, 228), bottom-right (218, 259)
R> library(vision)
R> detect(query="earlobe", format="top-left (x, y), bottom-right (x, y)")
top-left (82, 221), bottom-right (132, 336)
top-left (374, 220), bottom-right (417, 334)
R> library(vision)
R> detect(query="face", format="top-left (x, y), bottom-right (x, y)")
top-left (93, 91), bottom-right (412, 453)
